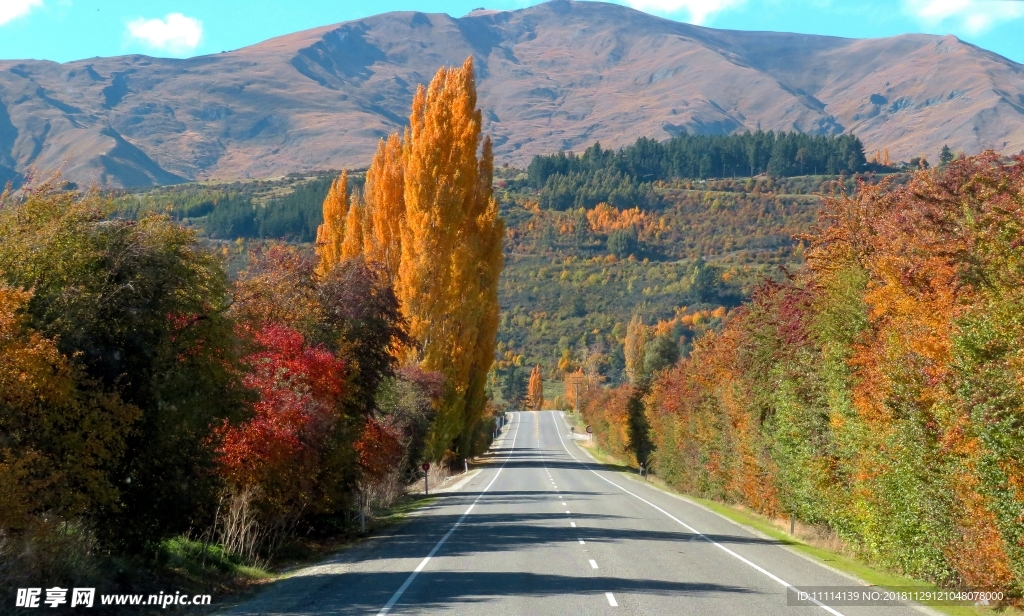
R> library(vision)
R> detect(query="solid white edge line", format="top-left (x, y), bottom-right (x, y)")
top-left (606, 592), bottom-right (618, 607)
top-left (549, 411), bottom-right (846, 616)
top-left (376, 413), bottom-right (522, 615)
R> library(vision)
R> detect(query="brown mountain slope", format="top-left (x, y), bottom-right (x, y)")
top-left (1, 0), bottom-right (1023, 187)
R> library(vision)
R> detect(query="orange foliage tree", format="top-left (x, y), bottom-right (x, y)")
top-left (590, 153), bottom-right (1024, 594)
top-left (0, 285), bottom-right (137, 534)
top-left (317, 57), bottom-right (504, 461)
top-left (528, 365), bottom-right (544, 410)
top-left (315, 171), bottom-right (351, 277)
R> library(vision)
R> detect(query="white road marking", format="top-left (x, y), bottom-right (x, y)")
top-left (375, 414), bottom-right (522, 615)
top-left (549, 412), bottom-right (847, 616)
top-left (571, 522), bottom-right (576, 528)
top-left (578, 539), bottom-right (585, 544)
top-left (562, 501), bottom-right (567, 505)
top-left (606, 592), bottom-right (618, 607)
top-left (566, 510), bottom-right (571, 514)
top-left (589, 559), bottom-right (599, 569)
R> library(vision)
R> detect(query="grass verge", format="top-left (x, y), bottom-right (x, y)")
top-left (560, 412), bottom-right (1017, 616)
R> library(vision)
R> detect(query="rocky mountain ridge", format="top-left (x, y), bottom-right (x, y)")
top-left (1, 0), bottom-right (1023, 187)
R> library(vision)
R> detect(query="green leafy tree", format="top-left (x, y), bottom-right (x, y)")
top-left (499, 366), bottom-right (528, 410)
top-left (688, 258), bottom-right (721, 304)
top-left (644, 334), bottom-right (680, 376)
top-left (0, 184), bottom-right (247, 551)
top-left (607, 227), bottom-right (639, 259)
top-left (939, 144), bottom-right (954, 166)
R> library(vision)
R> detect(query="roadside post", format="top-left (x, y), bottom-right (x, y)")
top-left (570, 426), bottom-right (575, 438)
top-left (422, 462), bottom-right (431, 495)
top-left (360, 492), bottom-right (366, 534)
top-left (586, 425), bottom-right (592, 442)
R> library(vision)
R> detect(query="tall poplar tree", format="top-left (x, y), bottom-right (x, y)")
top-left (340, 193), bottom-right (366, 261)
top-left (397, 57), bottom-right (504, 459)
top-left (335, 57), bottom-right (504, 460)
top-left (528, 365), bottom-right (544, 410)
top-left (315, 171), bottom-right (350, 277)
top-left (363, 134), bottom-right (406, 281)
top-left (624, 314), bottom-right (648, 385)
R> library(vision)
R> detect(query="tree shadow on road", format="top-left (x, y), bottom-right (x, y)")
top-left (224, 569), bottom-right (759, 615)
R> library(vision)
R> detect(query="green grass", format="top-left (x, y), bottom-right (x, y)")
top-left (159, 537), bottom-right (272, 582)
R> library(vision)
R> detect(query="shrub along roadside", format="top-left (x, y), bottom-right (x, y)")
top-left (0, 184), bottom-right (446, 606)
top-left (582, 154), bottom-right (1024, 603)
top-left (569, 417), bottom-right (1009, 616)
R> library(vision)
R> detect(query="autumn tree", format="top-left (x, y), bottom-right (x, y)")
top-left (363, 134), bottom-right (406, 281)
top-left (624, 314), bottom-right (648, 384)
top-left (326, 57), bottom-right (504, 461)
top-left (564, 369), bottom-right (587, 412)
top-left (316, 257), bottom-right (412, 412)
top-left (0, 284), bottom-right (137, 536)
top-left (217, 323), bottom-right (348, 531)
top-left (0, 182), bottom-right (246, 551)
top-left (315, 171), bottom-right (350, 277)
top-left (528, 365), bottom-right (544, 410)
top-left (341, 193), bottom-right (366, 261)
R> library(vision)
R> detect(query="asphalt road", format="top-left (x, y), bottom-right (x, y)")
top-left (223, 411), bottom-right (927, 615)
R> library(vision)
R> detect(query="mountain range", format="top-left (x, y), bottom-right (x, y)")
top-left (2, 0), bottom-right (1023, 187)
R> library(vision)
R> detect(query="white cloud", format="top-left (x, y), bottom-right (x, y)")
top-left (904, 0), bottom-right (1024, 34)
top-left (0, 0), bottom-right (43, 26)
top-left (622, 0), bottom-right (745, 24)
top-left (126, 13), bottom-right (202, 54)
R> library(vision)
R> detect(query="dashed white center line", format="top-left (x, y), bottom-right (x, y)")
top-left (561, 501), bottom-right (566, 505)
top-left (570, 522), bottom-right (576, 528)
top-left (548, 411), bottom-right (847, 616)
top-left (578, 539), bottom-right (585, 544)
top-left (589, 559), bottom-right (599, 569)
top-left (565, 510), bottom-right (571, 514)
top-left (606, 593), bottom-right (618, 607)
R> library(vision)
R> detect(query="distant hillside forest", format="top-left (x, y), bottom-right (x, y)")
top-left (118, 173), bottom-right (354, 243)
top-left (519, 132), bottom-right (868, 210)
top-left (116, 132), bottom-right (891, 386)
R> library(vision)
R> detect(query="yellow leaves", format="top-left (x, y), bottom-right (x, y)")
top-left (363, 134), bottom-right (405, 281)
top-left (341, 193), bottom-right (366, 261)
top-left (585, 203), bottom-right (649, 236)
top-left (564, 369), bottom-right (588, 410)
top-left (328, 56), bottom-right (504, 458)
top-left (314, 171), bottom-right (350, 278)
top-left (557, 348), bottom-right (574, 373)
top-left (528, 365), bottom-right (543, 410)
top-left (624, 314), bottom-right (647, 384)
top-left (0, 285), bottom-right (70, 406)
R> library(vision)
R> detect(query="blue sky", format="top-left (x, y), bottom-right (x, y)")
top-left (1, 0), bottom-right (1022, 64)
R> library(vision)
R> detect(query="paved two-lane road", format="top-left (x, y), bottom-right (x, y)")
top-left (225, 411), bottom-right (924, 615)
